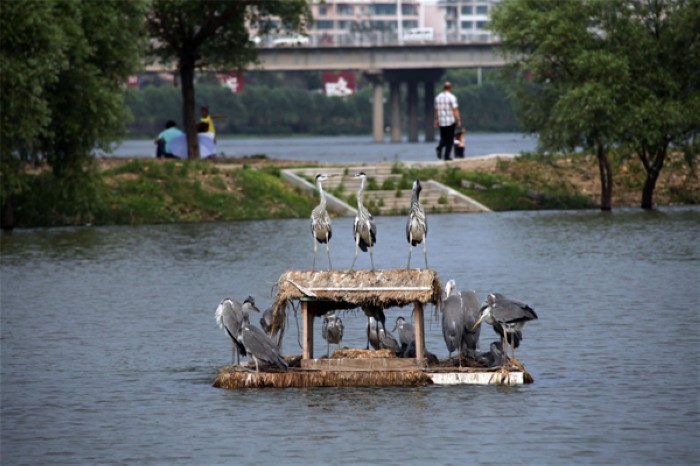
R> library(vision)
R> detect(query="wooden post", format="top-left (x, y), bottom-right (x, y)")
top-left (302, 301), bottom-right (314, 360)
top-left (413, 301), bottom-right (425, 364)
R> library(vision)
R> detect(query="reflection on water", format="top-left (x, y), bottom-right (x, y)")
top-left (1, 207), bottom-right (699, 464)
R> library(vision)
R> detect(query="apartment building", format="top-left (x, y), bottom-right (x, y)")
top-left (305, 0), bottom-right (500, 45)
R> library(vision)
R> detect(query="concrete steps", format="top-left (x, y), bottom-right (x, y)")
top-left (282, 166), bottom-right (490, 217)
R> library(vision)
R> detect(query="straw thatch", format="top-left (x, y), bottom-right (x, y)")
top-left (271, 269), bottom-right (442, 334)
top-left (213, 368), bottom-right (433, 389)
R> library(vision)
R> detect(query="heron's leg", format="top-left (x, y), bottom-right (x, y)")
top-left (253, 355), bottom-right (260, 373)
top-left (232, 344), bottom-right (236, 366)
top-left (350, 234), bottom-right (360, 270)
top-left (423, 234), bottom-right (428, 269)
top-left (366, 317), bottom-right (370, 350)
top-left (327, 339), bottom-right (330, 358)
top-left (312, 237), bottom-right (318, 271)
top-left (407, 232), bottom-right (413, 269)
top-left (325, 232), bottom-right (332, 270)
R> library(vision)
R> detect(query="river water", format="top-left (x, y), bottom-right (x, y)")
top-left (1, 206), bottom-right (698, 464)
top-left (105, 133), bottom-right (538, 163)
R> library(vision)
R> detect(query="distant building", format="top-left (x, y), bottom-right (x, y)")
top-left (306, 0), bottom-right (500, 45)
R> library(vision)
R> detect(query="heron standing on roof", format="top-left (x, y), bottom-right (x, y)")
top-left (322, 311), bottom-right (344, 357)
top-left (311, 173), bottom-right (337, 271)
top-left (240, 313), bottom-right (289, 372)
top-left (472, 293), bottom-right (538, 362)
top-left (406, 178), bottom-right (428, 269)
top-left (350, 172), bottom-right (377, 270)
top-left (215, 296), bottom-right (260, 366)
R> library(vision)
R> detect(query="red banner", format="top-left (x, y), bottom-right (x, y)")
top-left (323, 71), bottom-right (356, 97)
top-left (126, 75), bottom-right (140, 88)
top-left (217, 72), bottom-right (245, 94)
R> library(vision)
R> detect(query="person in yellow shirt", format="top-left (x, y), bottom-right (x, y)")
top-left (200, 106), bottom-right (226, 141)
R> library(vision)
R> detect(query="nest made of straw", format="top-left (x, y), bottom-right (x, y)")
top-left (213, 368), bottom-right (433, 389)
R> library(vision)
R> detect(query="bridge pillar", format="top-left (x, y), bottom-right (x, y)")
top-left (390, 81), bottom-right (401, 143)
top-left (366, 71), bottom-right (385, 143)
top-left (424, 81), bottom-right (436, 142)
top-left (407, 80), bottom-right (418, 143)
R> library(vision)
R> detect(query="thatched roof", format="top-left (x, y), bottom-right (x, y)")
top-left (271, 269), bottom-right (442, 334)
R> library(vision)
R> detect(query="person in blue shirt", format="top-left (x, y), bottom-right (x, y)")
top-left (154, 120), bottom-right (184, 158)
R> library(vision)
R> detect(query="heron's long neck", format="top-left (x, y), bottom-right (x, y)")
top-left (317, 180), bottom-right (326, 209)
top-left (411, 188), bottom-right (420, 205)
top-left (357, 179), bottom-right (365, 209)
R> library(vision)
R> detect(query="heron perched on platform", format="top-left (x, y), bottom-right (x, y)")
top-left (350, 172), bottom-right (377, 270)
top-left (240, 313), bottom-right (289, 372)
top-left (368, 315), bottom-right (400, 352)
top-left (393, 316), bottom-right (415, 357)
top-left (442, 280), bottom-right (482, 363)
top-left (311, 173), bottom-right (337, 271)
top-left (215, 296), bottom-right (260, 366)
top-left (460, 289), bottom-right (482, 359)
top-left (362, 305), bottom-right (387, 350)
top-left (322, 311), bottom-right (344, 357)
top-left (260, 306), bottom-right (273, 336)
top-left (406, 178), bottom-right (428, 269)
top-left (472, 293), bottom-right (538, 361)
top-left (442, 279), bottom-right (466, 361)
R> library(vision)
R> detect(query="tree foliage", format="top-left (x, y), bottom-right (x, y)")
top-left (146, 0), bottom-right (311, 159)
top-left (0, 0), bottom-right (148, 224)
top-left (490, 0), bottom-right (699, 210)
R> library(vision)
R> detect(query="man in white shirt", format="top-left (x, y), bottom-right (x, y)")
top-left (434, 81), bottom-right (461, 161)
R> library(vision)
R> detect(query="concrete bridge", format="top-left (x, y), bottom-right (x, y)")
top-left (254, 43), bottom-right (505, 143)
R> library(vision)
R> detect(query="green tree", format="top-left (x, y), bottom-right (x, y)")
top-left (147, 0), bottom-right (311, 159)
top-left (0, 0), bottom-right (148, 227)
top-left (490, 0), bottom-right (699, 210)
top-left (610, 0), bottom-right (700, 209)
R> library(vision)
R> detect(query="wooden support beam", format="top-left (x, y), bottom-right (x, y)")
top-left (414, 301), bottom-right (425, 364)
top-left (302, 301), bottom-right (314, 360)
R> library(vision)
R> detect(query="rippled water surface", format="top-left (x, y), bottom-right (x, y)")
top-left (1, 207), bottom-right (699, 464)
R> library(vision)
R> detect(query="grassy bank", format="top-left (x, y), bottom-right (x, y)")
top-left (6, 151), bottom-right (698, 229)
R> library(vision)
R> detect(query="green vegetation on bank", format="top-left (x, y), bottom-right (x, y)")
top-left (8, 151), bottom-right (696, 229)
top-left (12, 160), bottom-right (318, 227)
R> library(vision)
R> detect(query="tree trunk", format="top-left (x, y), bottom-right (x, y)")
top-left (179, 58), bottom-right (200, 160)
top-left (640, 149), bottom-right (667, 210)
top-left (596, 143), bottom-right (613, 211)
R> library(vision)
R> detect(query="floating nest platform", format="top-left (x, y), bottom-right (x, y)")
top-left (212, 350), bottom-right (533, 389)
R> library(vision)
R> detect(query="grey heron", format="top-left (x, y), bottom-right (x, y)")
top-left (406, 178), bottom-right (428, 269)
top-left (362, 305), bottom-right (387, 350)
top-left (392, 316), bottom-right (415, 357)
top-left (367, 315), bottom-right (400, 353)
top-left (321, 311), bottom-right (344, 357)
top-left (350, 172), bottom-right (377, 270)
top-left (215, 296), bottom-right (260, 366)
top-left (472, 293), bottom-right (538, 362)
top-left (442, 279), bottom-right (465, 361)
top-left (479, 341), bottom-right (505, 368)
top-left (240, 313), bottom-right (289, 372)
top-left (311, 173), bottom-right (337, 271)
top-left (260, 306), bottom-right (273, 336)
top-left (460, 289), bottom-right (482, 360)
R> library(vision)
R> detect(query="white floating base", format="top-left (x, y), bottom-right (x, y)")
top-left (427, 371), bottom-right (525, 385)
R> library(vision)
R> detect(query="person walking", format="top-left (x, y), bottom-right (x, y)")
top-left (434, 81), bottom-right (461, 161)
